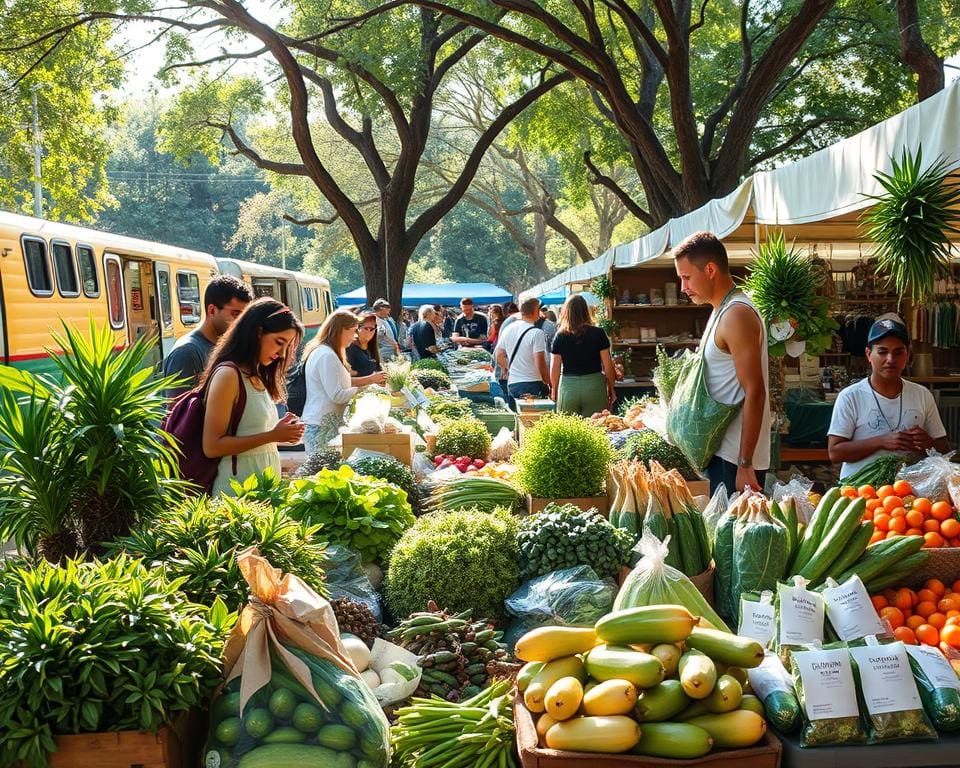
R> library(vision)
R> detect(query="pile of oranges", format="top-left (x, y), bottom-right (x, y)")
top-left (840, 479), bottom-right (960, 548)
top-left (871, 579), bottom-right (960, 656)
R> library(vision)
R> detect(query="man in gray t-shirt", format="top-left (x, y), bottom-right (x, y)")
top-left (162, 275), bottom-right (252, 398)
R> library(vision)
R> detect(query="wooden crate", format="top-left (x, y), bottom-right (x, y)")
top-left (48, 711), bottom-right (204, 768)
top-left (341, 431), bottom-right (416, 466)
top-left (515, 694), bottom-right (781, 768)
top-left (526, 495), bottom-right (609, 517)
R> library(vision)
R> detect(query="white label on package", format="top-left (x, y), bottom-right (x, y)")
top-left (906, 645), bottom-right (960, 692)
top-left (778, 583), bottom-right (824, 646)
top-left (747, 651), bottom-right (793, 698)
top-left (823, 576), bottom-right (885, 640)
top-left (793, 648), bottom-right (859, 720)
top-left (740, 597), bottom-right (776, 646)
top-left (849, 643), bottom-right (921, 715)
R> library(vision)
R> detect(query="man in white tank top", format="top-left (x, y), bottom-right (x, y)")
top-left (673, 232), bottom-right (772, 494)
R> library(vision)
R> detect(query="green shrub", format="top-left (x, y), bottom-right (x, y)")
top-left (294, 447), bottom-right (344, 478)
top-left (412, 368), bottom-right (452, 390)
top-left (514, 414), bottom-right (613, 498)
top-left (386, 508), bottom-right (519, 620)
top-left (426, 397), bottom-right (474, 423)
top-left (106, 495), bottom-right (328, 610)
top-left (0, 556), bottom-right (232, 768)
top-left (412, 358), bottom-right (448, 374)
top-left (620, 429), bottom-right (697, 479)
top-left (230, 466), bottom-right (291, 508)
top-left (435, 417), bottom-right (491, 459)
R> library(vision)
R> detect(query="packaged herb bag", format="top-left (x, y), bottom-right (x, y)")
top-left (712, 496), bottom-right (743, 621)
top-left (790, 645), bottom-right (866, 747)
top-left (747, 650), bottom-right (801, 734)
top-left (822, 576), bottom-right (885, 642)
top-left (739, 590), bottom-right (776, 648)
top-left (204, 547), bottom-right (391, 768)
top-left (849, 638), bottom-right (936, 744)
top-left (906, 644), bottom-right (960, 732)
top-left (777, 578), bottom-right (825, 666)
top-left (731, 500), bottom-right (788, 625)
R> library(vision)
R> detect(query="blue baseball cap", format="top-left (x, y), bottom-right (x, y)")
top-left (867, 318), bottom-right (909, 346)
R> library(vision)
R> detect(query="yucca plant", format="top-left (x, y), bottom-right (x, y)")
top-left (0, 319), bottom-right (182, 560)
top-left (862, 146), bottom-right (960, 305)
top-left (106, 494), bottom-right (329, 610)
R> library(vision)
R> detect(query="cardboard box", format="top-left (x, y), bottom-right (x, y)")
top-left (526, 494), bottom-right (609, 517)
top-left (341, 431), bottom-right (416, 466)
top-left (515, 694), bottom-right (782, 768)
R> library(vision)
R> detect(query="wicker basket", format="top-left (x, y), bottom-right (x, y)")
top-left (905, 547), bottom-right (960, 589)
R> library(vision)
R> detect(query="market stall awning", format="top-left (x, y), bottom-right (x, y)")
top-left (337, 282), bottom-right (513, 307)
top-left (521, 78), bottom-right (960, 297)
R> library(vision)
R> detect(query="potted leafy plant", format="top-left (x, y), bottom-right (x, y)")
top-left (384, 358), bottom-right (413, 406)
top-left (0, 555), bottom-right (232, 768)
top-left (0, 321), bottom-right (180, 561)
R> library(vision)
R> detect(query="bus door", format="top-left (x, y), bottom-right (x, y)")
top-left (284, 279), bottom-right (302, 318)
top-left (154, 262), bottom-right (176, 360)
top-left (252, 278), bottom-right (279, 298)
top-left (116, 255), bottom-right (161, 368)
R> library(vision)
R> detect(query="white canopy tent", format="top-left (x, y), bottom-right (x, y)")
top-left (521, 80), bottom-right (960, 299)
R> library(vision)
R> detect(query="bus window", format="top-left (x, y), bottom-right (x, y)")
top-left (77, 245), bottom-right (100, 297)
top-left (22, 237), bottom-right (53, 296)
top-left (302, 287), bottom-right (314, 312)
top-left (323, 291), bottom-right (333, 314)
top-left (52, 241), bottom-right (80, 297)
top-left (104, 256), bottom-right (125, 329)
top-left (176, 271), bottom-right (201, 325)
top-left (156, 266), bottom-right (173, 327)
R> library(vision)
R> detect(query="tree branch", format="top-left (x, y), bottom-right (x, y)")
top-left (214, 122), bottom-right (311, 176)
top-left (584, 150), bottom-right (653, 227)
top-left (689, 0), bottom-right (712, 33)
top-left (746, 116), bottom-right (841, 168)
top-left (283, 211), bottom-right (340, 226)
top-left (700, 0), bottom-right (752, 159)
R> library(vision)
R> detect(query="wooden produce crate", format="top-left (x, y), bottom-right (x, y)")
top-left (341, 431), bottom-right (416, 466)
top-left (515, 695), bottom-right (782, 768)
top-left (48, 711), bottom-right (204, 768)
top-left (527, 495), bottom-right (610, 518)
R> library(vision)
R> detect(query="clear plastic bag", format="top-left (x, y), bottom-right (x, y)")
top-left (347, 393), bottom-right (391, 434)
top-left (772, 474), bottom-right (815, 524)
top-left (323, 544), bottom-right (382, 622)
top-left (896, 450), bottom-right (960, 504)
top-left (702, 485), bottom-right (730, 541)
top-left (204, 548), bottom-right (390, 768)
top-left (505, 565), bottom-right (616, 626)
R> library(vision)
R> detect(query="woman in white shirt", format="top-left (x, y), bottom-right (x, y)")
top-left (301, 310), bottom-right (386, 454)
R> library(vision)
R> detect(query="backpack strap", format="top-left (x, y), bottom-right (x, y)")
top-left (218, 362), bottom-right (247, 477)
top-left (510, 325), bottom-right (537, 367)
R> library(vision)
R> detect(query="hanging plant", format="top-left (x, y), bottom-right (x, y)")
top-left (741, 230), bottom-right (838, 357)
top-left (861, 146), bottom-right (960, 305)
top-left (591, 274), bottom-right (616, 301)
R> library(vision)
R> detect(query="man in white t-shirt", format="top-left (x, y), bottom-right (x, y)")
top-left (494, 297), bottom-right (549, 407)
top-left (828, 318), bottom-right (948, 480)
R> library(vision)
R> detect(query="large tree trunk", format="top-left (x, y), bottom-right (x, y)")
top-left (895, 0), bottom-right (944, 101)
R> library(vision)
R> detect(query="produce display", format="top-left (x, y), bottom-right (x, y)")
top-left (293, 447), bottom-right (344, 478)
top-left (590, 409), bottom-right (632, 432)
top-left (411, 358), bottom-right (448, 374)
top-left (515, 607), bottom-right (767, 757)
top-left (850, 479), bottom-right (960, 548)
top-left (619, 428), bottom-right (697, 479)
top-left (517, 503), bottom-right (633, 581)
top-left (464, 460), bottom-right (515, 479)
top-left (346, 453), bottom-right (420, 513)
top-left (425, 396), bottom-right (474, 423)
top-left (870, 577), bottom-right (960, 653)
top-left (431, 453), bottom-right (488, 472)
top-left (422, 475), bottom-right (522, 513)
top-left (841, 454), bottom-right (906, 489)
top-left (411, 367), bottom-right (452, 390)
top-left (513, 413), bottom-right (613, 499)
top-left (332, 597), bottom-right (383, 648)
top-left (433, 417), bottom-right (491, 460)
top-left (385, 509), bottom-right (519, 621)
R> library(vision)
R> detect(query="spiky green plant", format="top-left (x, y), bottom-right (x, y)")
top-left (384, 357), bottom-right (412, 392)
top-left (0, 319), bottom-right (182, 559)
top-left (862, 146), bottom-right (960, 305)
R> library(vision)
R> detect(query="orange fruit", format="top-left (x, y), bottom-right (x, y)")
top-left (907, 614), bottom-right (927, 630)
top-left (905, 509), bottom-right (925, 529)
top-left (889, 516), bottom-right (908, 534)
top-left (941, 518), bottom-right (960, 539)
top-left (917, 589), bottom-right (938, 604)
top-left (883, 588), bottom-right (899, 602)
top-left (895, 588), bottom-right (917, 611)
top-left (929, 612), bottom-right (948, 629)
top-left (893, 479), bottom-right (913, 497)
top-left (953, 579), bottom-right (960, 593)
top-left (890, 506), bottom-right (908, 518)
top-left (873, 513), bottom-right (891, 532)
top-left (916, 624), bottom-right (940, 646)
top-left (894, 626), bottom-right (918, 645)
top-left (951, 537), bottom-right (960, 548)
top-left (869, 531), bottom-right (885, 545)
top-left (879, 606), bottom-right (905, 629)
top-left (885, 531), bottom-right (903, 540)
top-left (906, 528), bottom-right (924, 537)
top-left (925, 578), bottom-right (948, 596)
top-left (924, 531), bottom-right (945, 548)
top-left (913, 497), bottom-right (933, 515)
top-left (858, 485), bottom-right (876, 499)
top-left (942, 625), bottom-right (960, 649)
top-left (876, 484), bottom-right (896, 500)
top-left (916, 600), bottom-right (938, 618)
top-left (931, 501), bottom-right (954, 521)
top-left (871, 594), bottom-right (889, 611)
top-left (841, 485), bottom-right (858, 498)
top-left (924, 519), bottom-right (942, 533)
top-left (865, 498), bottom-right (883, 512)
top-left (863, 508), bottom-right (876, 522)
top-left (882, 495), bottom-right (904, 513)
top-left (938, 596), bottom-right (960, 614)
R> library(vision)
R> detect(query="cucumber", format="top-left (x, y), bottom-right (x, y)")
top-left (790, 489), bottom-right (843, 574)
top-left (684, 627), bottom-right (764, 669)
top-left (316, 723), bottom-right (357, 751)
top-left (821, 521), bottom-right (874, 581)
top-left (585, 645), bottom-right (665, 689)
top-left (862, 551), bottom-right (931, 592)
top-left (629, 722), bottom-right (713, 759)
top-left (762, 689), bottom-right (801, 734)
top-left (262, 727), bottom-right (306, 744)
top-left (633, 679), bottom-right (690, 722)
top-left (798, 498), bottom-right (866, 582)
top-left (237, 744), bottom-right (341, 768)
top-left (836, 534), bottom-right (925, 584)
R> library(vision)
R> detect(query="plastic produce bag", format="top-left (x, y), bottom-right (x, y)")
top-left (615, 528), bottom-right (730, 631)
top-left (411, 451), bottom-right (436, 481)
top-left (323, 544), bottom-right (382, 622)
top-left (791, 644), bottom-right (866, 747)
top-left (204, 547), bottom-right (390, 768)
top-left (347, 393), bottom-right (391, 434)
top-left (906, 644), bottom-right (960, 732)
top-left (896, 450), bottom-right (960, 504)
top-left (505, 565), bottom-right (616, 628)
top-left (772, 474), bottom-right (815, 524)
top-left (367, 638), bottom-right (421, 707)
top-left (701, 485), bottom-right (730, 541)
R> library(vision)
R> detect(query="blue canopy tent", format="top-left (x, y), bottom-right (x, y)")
top-left (539, 288), bottom-right (599, 306)
top-left (336, 282), bottom-right (513, 307)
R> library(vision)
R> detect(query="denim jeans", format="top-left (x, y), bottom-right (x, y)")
top-left (507, 380), bottom-right (548, 410)
top-left (706, 455), bottom-right (766, 496)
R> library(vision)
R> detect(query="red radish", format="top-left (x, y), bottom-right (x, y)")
top-left (472, 459), bottom-right (486, 468)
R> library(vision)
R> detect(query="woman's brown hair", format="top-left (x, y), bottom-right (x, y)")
top-left (557, 294), bottom-right (592, 336)
top-left (352, 311), bottom-right (382, 368)
top-left (304, 308), bottom-right (359, 366)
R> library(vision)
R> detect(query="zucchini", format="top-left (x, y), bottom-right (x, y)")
top-left (862, 551), bottom-right (931, 592)
top-left (545, 715), bottom-right (641, 753)
top-left (517, 661), bottom-right (545, 693)
top-left (544, 676), bottom-right (584, 721)
top-left (595, 605), bottom-right (698, 645)
top-left (238, 745), bottom-right (341, 768)
top-left (740, 694), bottom-right (765, 716)
top-left (835, 534), bottom-right (925, 584)
top-left (629, 722), bottom-right (713, 759)
top-left (678, 650), bottom-right (717, 700)
top-left (585, 645), bottom-right (665, 688)
top-left (705, 674), bottom-right (743, 713)
top-left (687, 709), bottom-right (767, 748)
top-left (515, 626), bottom-right (597, 662)
top-left (821, 521), bottom-right (874, 581)
top-left (633, 679), bottom-right (690, 722)
top-left (798, 498), bottom-right (866, 583)
top-left (684, 627), bottom-right (764, 669)
top-left (581, 679), bottom-right (638, 716)
top-left (790, 489), bottom-right (843, 574)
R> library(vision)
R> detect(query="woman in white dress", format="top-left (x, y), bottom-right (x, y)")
top-left (202, 297), bottom-right (306, 496)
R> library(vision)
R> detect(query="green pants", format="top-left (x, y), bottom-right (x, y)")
top-left (557, 372), bottom-right (608, 417)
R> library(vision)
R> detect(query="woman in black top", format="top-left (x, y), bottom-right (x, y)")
top-left (346, 311), bottom-right (382, 380)
top-left (409, 304), bottom-right (441, 359)
top-left (549, 294), bottom-right (617, 417)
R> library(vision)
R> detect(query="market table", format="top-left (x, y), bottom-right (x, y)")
top-left (779, 730), bottom-right (960, 767)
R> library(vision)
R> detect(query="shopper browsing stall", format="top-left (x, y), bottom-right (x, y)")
top-left (451, 297), bottom-right (489, 347)
top-left (828, 318), bottom-right (948, 480)
top-left (494, 297), bottom-right (549, 405)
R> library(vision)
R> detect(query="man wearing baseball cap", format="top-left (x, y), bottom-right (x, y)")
top-left (828, 317), bottom-right (948, 480)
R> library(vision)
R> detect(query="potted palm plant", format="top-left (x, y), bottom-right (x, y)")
top-left (0, 320), bottom-right (181, 561)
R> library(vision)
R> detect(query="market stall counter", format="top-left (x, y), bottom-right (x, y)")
top-left (779, 731), bottom-right (960, 768)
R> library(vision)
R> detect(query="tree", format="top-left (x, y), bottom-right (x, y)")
top-left (895, 0), bottom-right (944, 100)
top-left (349, 0), bottom-right (959, 227)
top-left (0, 0), bottom-right (122, 221)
